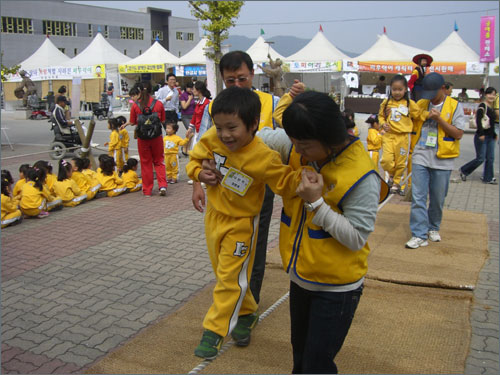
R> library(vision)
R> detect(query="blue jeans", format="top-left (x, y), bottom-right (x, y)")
top-left (289, 281), bottom-right (363, 374)
top-left (460, 133), bottom-right (496, 182)
top-left (410, 164), bottom-right (451, 239)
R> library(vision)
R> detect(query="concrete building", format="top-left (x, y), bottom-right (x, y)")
top-left (0, 0), bottom-right (199, 67)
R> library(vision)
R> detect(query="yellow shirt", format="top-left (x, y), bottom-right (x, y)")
top-left (20, 181), bottom-right (51, 210)
top-left (378, 98), bottom-right (428, 133)
top-left (1, 194), bottom-right (19, 220)
top-left (122, 170), bottom-right (141, 188)
top-left (108, 130), bottom-right (121, 152)
top-left (45, 173), bottom-right (57, 195)
top-left (13, 178), bottom-right (26, 198)
top-left (367, 128), bottom-right (383, 151)
top-left (97, 171), bottom-right (123, 191)
top-left (53, 179), bottom-right (83, 202)
top-left (83, 168), bottom-right (98, 180)
top-left (72, 171), bottom-right (92, 192)
top-left (186, 126), bottom-right (302, 218)
top-left (163, 134), bottom-right (190, 155)
top-left (119, 128), bottom-right (130, 148)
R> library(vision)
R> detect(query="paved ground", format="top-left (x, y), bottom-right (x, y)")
top-left (1, 114), bottom-right (498, 374)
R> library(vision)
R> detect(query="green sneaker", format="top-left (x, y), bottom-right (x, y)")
top-left (231, 313), bottom-right (259, 346)
top-left (194, 330), bottom-right (223, 359)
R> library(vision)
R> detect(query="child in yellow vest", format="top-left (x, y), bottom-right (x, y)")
top-left (121, 158), bottom-right (142, 192)
top-left (13, 164), bottom-right (29, 199)
top-left (365, 114), bottom-right (385, 167)
top-left (53, 159), bottom-right (88, 207)
top-left (378, 75), bottom-right (428, 194)
top-left (70, 157), bottom-right (102, 200)
top-left (117, 116), bottom-right (130, 165)
top-left (20, 167), bottom-right (62, 218)
top-left (186, 87), bottom-right (303, 359)
top-left (164, 122), bottom-right (193, 183)
top-left (104, 118), bottom-right (124, 172)
top-left (1, 170), bottom-right (23, 228)
top-left (97, 155), bottom-right (127, 197)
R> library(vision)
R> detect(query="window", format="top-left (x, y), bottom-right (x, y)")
top-left (187, 33), bottom-right (194, 41)
top-left (74, 48), bottom-right (78, 56)
top-left (176, 31), bottom-right (183, 40)
top-left (58, 47), bottom-right (65, 54)
top-left (120, 26), bottom-right (144, 40)
top-left (1, 17), bottom-right (33, 34)
top-left (152, 30), bottom-right (163, 41)
top-left (88, 24), bottom-right (92, 37)
top-left (104, 25), bottom-right (109, 38)
top-left (139, 50), bottom-right (142, 55)
top-left (124, 49), bottom-right (127, 55)
top-left (43, 20), bottom-right (76, 37)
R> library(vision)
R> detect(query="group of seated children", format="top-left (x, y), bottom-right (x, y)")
top-left (1, 155), bottom-right (142, 228)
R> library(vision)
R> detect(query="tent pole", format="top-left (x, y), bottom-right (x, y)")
top-left (483, 62), bottom-right (490, 89)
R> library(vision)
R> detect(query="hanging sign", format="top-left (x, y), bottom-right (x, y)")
top-left (118, 64), bottom-right (165, 74)
top-left (4, 65), bottom-right (106, 82)
top-left (480, 16), bottom-right (496, 63)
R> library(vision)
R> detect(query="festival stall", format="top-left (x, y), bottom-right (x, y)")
top-left (175, 37), bottom-right (209, 82)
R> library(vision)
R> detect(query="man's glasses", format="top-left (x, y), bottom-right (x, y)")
top-left (224, 76), bottom-right (249, 85)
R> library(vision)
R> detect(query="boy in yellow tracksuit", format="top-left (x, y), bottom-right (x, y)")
top-left (104, 118), bottom-right (123, 171)
top-left (186, 87), bottom-right (303, 359)
top-left (378, 75), bottom-right (428, 194)
top-left (365, 114), bottom-right (385, 167)
top-left (163, 122), bottom-right (193, 183)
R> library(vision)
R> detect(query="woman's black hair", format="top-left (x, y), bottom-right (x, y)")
top-left (122, 158), bottom-right (138, 173)
top-left (282, 91), bottom-right (348, 150)
top-left (128, 86), bottom-right (140, 97)
top-left (108, 117), bottom-right (120, 131)
top-left (19, 164), bottom-right (30, 177)
top-left (26, 167), bottom-right (46, 191)
top-left (342, 108), bottom-right (355, 129)
top-left (383, 74), bottom-right (410, 117)
top-left (184, 81), bottom-right (194, 89)
top-left (485, 86), bottom-right (497, 95)
top-left (1, 170), bottom-right (14, 196)
top-left (210, 86), bottom-right (261, 134)
top-left (99, 155), bottom-right (116, 176)
top-left (33, 160), bottom-right (53, 174)
top-left (58, 85), bottom-right (67, 94)
top-left (116, 115), bottom-right (127, 125)
top-left (194, 81), bottom-right (211, 99)
top-left (82, 158), bottom-right (91, 169)
top-left (134, 81), bottom-right (152, 111)
top-left (72, 157), bottom-right (85, 172)
top-left (57, 159), bottom-right (72, 181)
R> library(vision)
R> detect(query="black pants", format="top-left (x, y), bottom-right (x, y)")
top-left (249, 185), bottom-right (275, 304)
top-left (290, 281), bottom-right (363, 374)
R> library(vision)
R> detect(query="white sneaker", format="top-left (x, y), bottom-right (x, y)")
top-left (187, 180), bottom-right (194, 185)
top-left (159, 187), bottom-right (167, 196)
top-left (405, 237), bottom-right (429, 249)
top-left (428, 230), bottom-right (441, 242)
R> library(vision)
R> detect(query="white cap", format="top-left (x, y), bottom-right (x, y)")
top-left (108, 80), bottom-right (113, 83)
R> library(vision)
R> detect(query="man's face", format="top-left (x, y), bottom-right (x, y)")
top-left (222, 63), bottom-right (254, 89)
top-left (167, 76), bottom-right (176, 88)
top-left (420, 58), bottom-right (428, 67)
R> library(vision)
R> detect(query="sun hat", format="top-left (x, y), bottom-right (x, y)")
top-left (420, 72), bottom-right (445, 100)
top-left (412, 53), bottom-right (433, 65)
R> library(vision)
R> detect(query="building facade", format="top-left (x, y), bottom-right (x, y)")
top-left (0, 0), bottom-right (199, 67)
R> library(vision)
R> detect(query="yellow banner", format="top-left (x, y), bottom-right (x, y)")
top-left (119, 64), bottom-right (165, 73)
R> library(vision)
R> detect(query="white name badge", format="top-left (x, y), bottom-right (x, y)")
top-left (425, 131), bottom-right (438, 147)
top-left (221, 167), bottom-right (253, 196)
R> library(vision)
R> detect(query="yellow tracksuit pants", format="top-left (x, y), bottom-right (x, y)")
top-left (203, 206), bottom-right (259, 337)
top-left (368, 150), bottom-right (380, 167)
top-left (121, 147), bottom-right (129, 165)
top-left (165, 153), bottom-right (180, 180)
top-left (1, 210), bottom-right (23, 228)
top-left (380, 132), bottom-right (410, 186)
top-left (110, 149), bottom-right (124, 171)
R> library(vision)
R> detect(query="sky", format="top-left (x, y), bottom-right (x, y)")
top-left (68, 1), bottom-right (499, 56)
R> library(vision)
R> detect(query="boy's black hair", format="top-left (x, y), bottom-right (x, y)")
top-left (72, 157), bottom-right (85, 172)
top-left (82, 158), bottom-right (91, 169)
top-left (122, 158), bottom-right (138, 173)
top-left (342, 108), bottom-right (356, 130)
top-left (210, 86), bottom-right (261, 134)
top-left (1, 170), bottom-right (14, 196)
top-left (166, 122), bottom-right (179, 133)
top-left (19, 164), bottom-right (30, 176)
top-left (219, 51), bottom-right (254, 75)
top-left (282, 91), bottom-right (347, 150)
top-left (98, 153), bottom-right (108, 163)
top-left (108, 118), bottom-right (120, 131)
top-left (57, 159), bottom-right (72, 181)
top-left (26, 167), bottom-right (46, 191)
top-left (116, 115), bottom-right (127, 125)
top-left (33, 160), bottom-right (53, 174)
top-left (99, 155), bottom-right (116, 176)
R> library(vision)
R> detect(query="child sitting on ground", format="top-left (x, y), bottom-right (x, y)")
top-left (13, 164), bottom-right (30, 199)
top-left (20, 167), bottom-right (62, 218)
top-left (365, 114), bottom-right (385, 167)
top-left (97, 155), bottom-right (127, 197)
top-left (71, 157), bottom-right (101, 200)
top-left (1, 170), bottom-right (23, 228)
top-left (186, 86), bottom-right (303, 359)
top-left (104, 118), bottom-right (124, 172)
top-left (121, 158), bottom-right (142, 192)
top-left (53, 159), bottom-right (87, 207)
top-left (164, 122), bottom-right (193, 183)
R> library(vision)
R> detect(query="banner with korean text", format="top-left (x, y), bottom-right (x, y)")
top-left (3, 65), bottom-right (106, 82)
top-left (480, 16), bottom-right (496, 63)
top-left (358, 61), bottom-right (467, 75)
top-left (283, 61), bottom-right (342, 73)
top-left (119, 64), bottom-right (165, 74)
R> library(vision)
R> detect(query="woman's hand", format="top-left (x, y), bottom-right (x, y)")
top-left (296, 168), bottom-right (324, 203)
top-left (479, 135), bottom-right (485, 141)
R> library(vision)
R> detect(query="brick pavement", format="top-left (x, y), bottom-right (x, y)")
top-left (1, 147), bottom-right (498, 374)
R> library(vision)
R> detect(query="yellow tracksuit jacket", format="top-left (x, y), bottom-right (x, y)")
top-left (378, 98), bottom-right (428, 185)
top-left (186, 126), bottom-right (302, 337)
top-left (71, 171), bottom-right (101, 200)
top-left (108, 130), bottom-right (124, 170)
top-left (163, 134), bottom-right (190, 180)
top-left (53, 178), bottom-right (87, 207)
top-left (1, 194), bottom-right (22, 228)
top-left (97, 171), bottom-right (127, 197)
top-left (20, 181), bottom-right (62, 216)
top-left (13, 178), bottom-right (26, 199)
top-left (366, 128), bottom-right (383, 166)
top-left (122, 170), bottom-right (142, 192)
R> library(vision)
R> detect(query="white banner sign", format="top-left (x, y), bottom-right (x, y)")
top-left (4, 65), bottom-right (106, 82)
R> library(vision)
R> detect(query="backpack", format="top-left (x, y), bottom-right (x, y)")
top-left (135, 99), bottom-right (163, 140)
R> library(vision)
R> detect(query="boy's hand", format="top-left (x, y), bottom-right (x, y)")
top-left (382, 123), bottom-right (390, 132)
top-left (104, 142), bottom-right (109, 146)
top-left (289, 80), bottom-right (306, 98)
top-left (199, 169), bottom-right (220, 186)
top-left (428, 108), bottom-right (441, 121)
top-left (201, 159), bottom-right (223, 185)
top-left (296, 168), bottom-right (324, 203)
top-left (192, 182), bottom-right (205, 213)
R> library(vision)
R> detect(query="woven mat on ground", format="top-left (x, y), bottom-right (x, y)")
top-left (366, 203), bottom-right (488, 289)
top-left (86, 264), bottom-right (472, 374)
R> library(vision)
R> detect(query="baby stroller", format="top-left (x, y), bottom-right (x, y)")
top-left (48, 116), bottom-right (84, 160)
top-left (28, 94), bottom-right (51, 120)
top-left (92, 92), bottom-right (111, 121)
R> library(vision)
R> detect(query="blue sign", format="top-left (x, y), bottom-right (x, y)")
top-left (184, 66), bottom-right (207, 77)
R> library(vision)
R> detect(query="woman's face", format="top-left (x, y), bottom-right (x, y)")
top-left (193, 87), bottom-right (200, 97)
top-left (485, 91), bottom-right (497, 105)
top-left (186, 87), bottom-right (193, 94)
top-left (289, 137), bottom-right (331, 163)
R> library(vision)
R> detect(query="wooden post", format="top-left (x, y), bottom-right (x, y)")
top-left (73, 118), bottom-right (97, 170)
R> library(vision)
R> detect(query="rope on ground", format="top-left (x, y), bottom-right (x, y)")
top-left (1, 145), bottom-right (82, 160)
top-left (188, 291), bottom-right (290, 374)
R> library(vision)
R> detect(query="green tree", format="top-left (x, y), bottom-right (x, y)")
top-left (188, 1), bottom-right (244, 94)
top-left (1, 52), bottom-right (20, 82)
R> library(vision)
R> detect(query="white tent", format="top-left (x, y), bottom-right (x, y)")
top-left (61, 33), bottom-right (130, 66)
top-left (430, 31), bottom-right (479, 62)
top-left (391, 40), bottom-right (431, 61)
top-left (18, 36), bottom-right (71, 70)
top-left (354, 34), bottom-right (407, 61)
top-left (124, 41), bottom-right (179, 65)
top-left (285, 30), bottom-right (348, 61)
top-left (177, 37), bottom-right (209, 65)
top-left (246, 36), bottom-right (285, 63)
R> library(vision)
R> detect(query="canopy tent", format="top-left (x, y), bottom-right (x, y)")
top-left (18, 36), bottom-right (71, 70)
top-left (245, 36), bottom-right (285, 63)
top-left (391, 40), bottom-right (431, 61)
top-left (430, 31), bottom-right (479, 62)
top-left (285, 30), bottom-right (348, 62)
top-left (122, 41), bottom-right (179, 66)
top-left (354, 34), bottom-right (408, 62)
top-left (177, 37), bottom-right (209, 65)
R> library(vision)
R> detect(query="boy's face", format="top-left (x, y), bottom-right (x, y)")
top-left (70, 160), bottom-right (78, 171)
top-left (213, 113), bottom-right (258, 152)
top-left (222, 63), bottom-right (254, 90)
top-left (165, 124), bottom-right (175, 135)
top-left (431, 87), bottom-right (446, 104)
top-left (289, 137), bottom-right (330, 163)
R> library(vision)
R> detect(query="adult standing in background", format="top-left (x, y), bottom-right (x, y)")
top-left (106, 80), bottom-right (114, 114)
top-left (444, 82), bottom-right (453, 97)
top-left (180, 81), bottom-right (196, 155)
top-left (408, 53), bottom-right (433, 101)
top-left (164, 73), bottom-right (180, 126)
